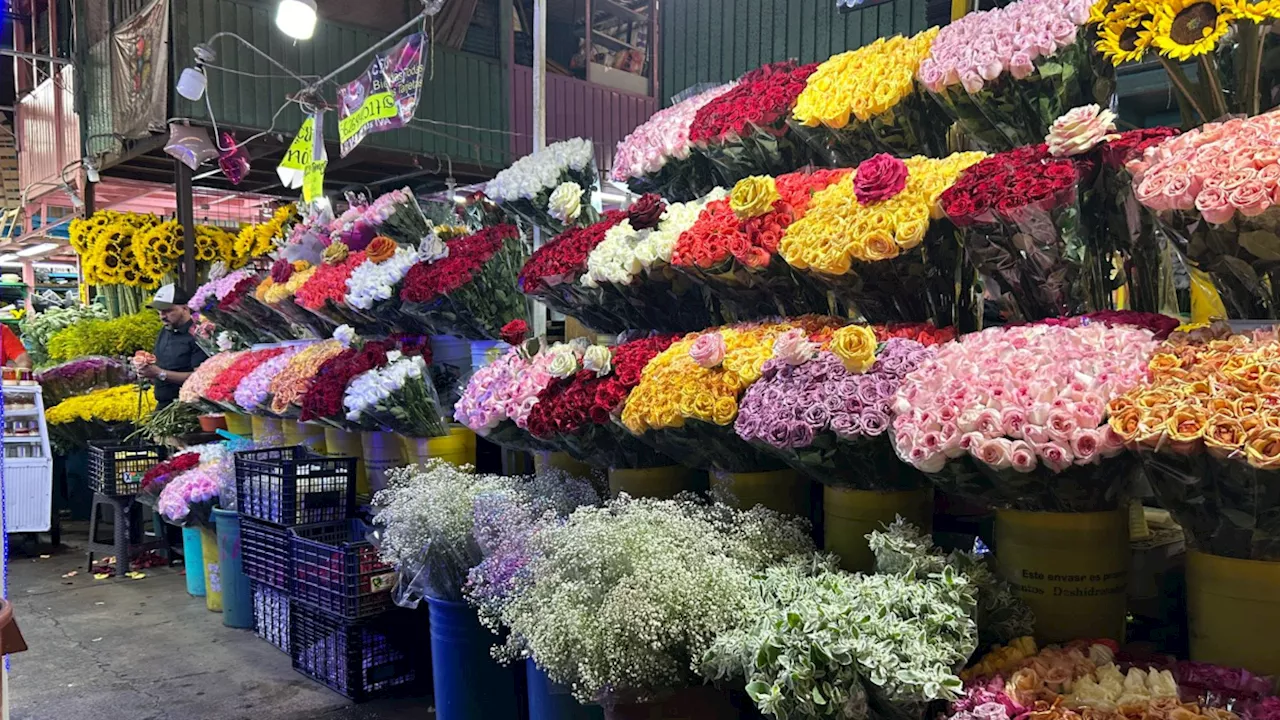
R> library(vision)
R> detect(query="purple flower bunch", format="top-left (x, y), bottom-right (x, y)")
top-left (950, 676), bottom-right (1026, 720)
top-left (189, 268), bottom-right (258, 313)
top-left (36, 356), bottom-right (134, 405)
top-left (233, 344), bottom-right (306, 412)
top-left (735, 337), bottom-right (935, 488)
top-left (157, 459), bottom-right (227, 527)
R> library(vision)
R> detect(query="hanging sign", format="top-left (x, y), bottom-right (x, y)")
top-left (301, 112), bottom-right (327, 204)
top-left (277, 115), bottom-right (322, 189)
top-left (336, 32), bottom-right (426, 158)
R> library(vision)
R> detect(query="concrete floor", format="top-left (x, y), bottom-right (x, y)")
top-left (7, 525), bottom-right (434, 720)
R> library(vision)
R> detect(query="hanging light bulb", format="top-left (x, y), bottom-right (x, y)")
top-left (276, 0), bottom-right (319, 41)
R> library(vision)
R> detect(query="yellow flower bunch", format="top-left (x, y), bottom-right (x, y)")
top-left (960, 636), bottom-right (1039, 682)
top-left (195, 225), bottom-right (236, 264)
top-left (434, 224), bottom-right (471, 241)
top-left (1091, 0), bottom-right (1262, 65)
top-left (779, 152), bottom-right (985, 275)
top-left (622, 317), bottom-right (842, 433)
top-left (46, 385), bottom-right (156, 426)
top-left (792, 28), bottom-right (938, 128)
top-left (131, 220), bottom-right (182, 283)
top-left (46, 311), bottom-right (164, 363)
top-left (234, 204), bottom-right (296, 263)
top-left (79, 212), bottom-right (163, 287)
top-left (262, 262), bottom-right (316, 304)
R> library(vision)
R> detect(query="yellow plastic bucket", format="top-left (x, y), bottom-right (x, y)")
top-left (402, 426), bottom-right (477, 467)
top-left (607, 466), bottom-right (702, 499)
top-left (712, 469), bottom-right (811, 518)
top-left (1187, 551), bottom-right (1280, 676)
top-left (200, 526), bottom-right (223, 613)
top-left (282, 420), bottom-right (327, 453)
top-left (994, 508), bottom-right (1129, 644)
top-left (250, 415), bottom-right (284, 445)
top-left (534, 451), bottom-right (594, 479)
top-left (824, 486), bottom-right (933, 573)
top-left (224, 413), bottom-right (253, 437)
top-left (361, 431), bottom-right (402, 495)
top-left (324, 427), bottom-right (369, 497)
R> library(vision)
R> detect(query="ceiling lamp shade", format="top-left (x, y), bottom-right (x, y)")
top-left (276, 0), bottom-right (318, 41)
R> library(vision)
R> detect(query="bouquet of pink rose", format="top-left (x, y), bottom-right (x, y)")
top-left (157, 444), bottom-right (232, 528)
top-left (454, 340), bottom-right (586, 453)
top-left (612, 83), bottom-right (735, 202)
top-left (1130, 110), bottom-right (1280, 319)
top-left (890, 322), bottom-right (1159, 511)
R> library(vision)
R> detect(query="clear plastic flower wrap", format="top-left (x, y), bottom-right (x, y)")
top-left (518, 210), bottom-right (633, 334)
top-left (343, 354), bottom-right (448, 439)
top-left (486, 138), bottom-right (600, 236)
top-left (612, 83), bottom-right (735, 202)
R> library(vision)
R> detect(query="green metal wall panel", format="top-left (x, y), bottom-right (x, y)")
top-left (660, 0), bottom-right (927, 104)
top-left (173, 0), bottom-right (506, 166)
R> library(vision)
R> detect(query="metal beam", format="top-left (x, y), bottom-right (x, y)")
top-left (175, 159), bottom-right (197, 295)
top-left (0, 48), bottom-right (72, 65)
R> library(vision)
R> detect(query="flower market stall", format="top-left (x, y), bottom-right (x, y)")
top-left (36, 0), bottom-right (1280, 715)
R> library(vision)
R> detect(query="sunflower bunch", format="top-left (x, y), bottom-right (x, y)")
top-left (195, 225), bottom-right (236, 264)
top-left (233, 203), bottom-right (296, 264)
top-left (131, 220), bottom-right (182, 283)
top-left (1091, 0), bottom-right (1279, 118)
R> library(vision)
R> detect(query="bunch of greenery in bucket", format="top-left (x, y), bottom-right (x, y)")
top-left (1109, 325), bottom-right (1280, 560)
top-left (735, 324), bottom-right (952, 488)
top-left (372, 460), bottom-right (597, 606)
top-left (454, 337), bottom-right (589, 453)
top-left (524, 334), bottom-right (681, 469)
top-left (492, 495), bottom-right (814, 706)
top-left (157, 443), bottom-right (233, 527)
top-left (621, 317), bottom-right (844, 472)
top-left (890, 320), bottom-right (1164, 511)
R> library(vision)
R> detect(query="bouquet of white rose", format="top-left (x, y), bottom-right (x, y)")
top-left (486, 138), bottom-right (600, 236)
top-left (344, 354), bottom-right (448, 438)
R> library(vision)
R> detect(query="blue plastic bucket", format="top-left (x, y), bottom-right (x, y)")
top-left (182, 526), bottom-right (205, 597)
top-left (428, 597), bottom-right (519, 720)
top-left (527, 660), bottom-right (603, 720)
top-left (431, 335), bottom-right (473, 376)
top-left (213, 508), bottom-right (253, 629)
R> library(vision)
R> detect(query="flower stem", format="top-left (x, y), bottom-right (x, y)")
top-left (1197, 54), bottom-right (1230, 119)
top-left (1159, 56), bottom-right (1210, 125)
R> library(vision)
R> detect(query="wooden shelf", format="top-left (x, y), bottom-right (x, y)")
top-left (593, 31), bottom-right (639, 53)
top-left (597, 0), bottom-right (647, 23)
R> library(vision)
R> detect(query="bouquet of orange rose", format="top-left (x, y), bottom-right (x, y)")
top-left (621, 316), bottom-right (843, 472)
top-left (781, 152), bottom-right (985, 327)
top-left (669, 170), bottom-right (848, 322)
top-left (1108, 323), bottom-right (1280, 560)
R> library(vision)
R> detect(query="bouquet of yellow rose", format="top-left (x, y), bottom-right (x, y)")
top-left (1108, 326), bottom-right (1280, 560)
top-left (669, 171), bottom-right (848, 322)
top-left (780, 152), bottom-right (986, 327)
top-left (790, 28), bottom-right (946, 167)
top-left (621, 317), bottom-right (843, 471)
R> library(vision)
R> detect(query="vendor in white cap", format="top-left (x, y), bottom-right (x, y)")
top-left (137, 284), bottom-right (208, 409)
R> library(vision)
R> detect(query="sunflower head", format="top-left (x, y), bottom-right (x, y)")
top-left (1153, 0), bottom-right (1235, 61)
top-left (1227, 0), bottom-right (1277, 22)
top-left (1097, 3), bottom-right (1156, 64)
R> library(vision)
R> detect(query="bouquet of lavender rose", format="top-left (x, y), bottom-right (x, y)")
top-left (36, 356), bottom-right (136, 406)
top-left (736, 326), bottom-right (941, 489)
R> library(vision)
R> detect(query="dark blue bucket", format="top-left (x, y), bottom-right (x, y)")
top-left (213, 508), bottom-right (253, 629)
top-left (427, 597), bottom-right (520, 720)
top-left (527, 660), bottom-right (603, 720)
top-left (182, 526), bottom-right (205, 597)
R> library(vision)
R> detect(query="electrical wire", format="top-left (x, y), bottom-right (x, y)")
top-left (204, 31), bottom-right (316, 85)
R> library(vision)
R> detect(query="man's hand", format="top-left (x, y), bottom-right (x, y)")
top-left (137, 364), bottom-right (162, 380)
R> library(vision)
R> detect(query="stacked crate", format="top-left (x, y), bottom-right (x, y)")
top-left (236, 445), bottom-right (421, 701)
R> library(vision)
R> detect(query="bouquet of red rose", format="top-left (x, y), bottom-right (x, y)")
top-left (518, 210), bottom-right (633, 333)
top-left (297, 337), bottom-right (394, 430)
top-left (295, 246), bottom-right (370, 332)
top-left (689, 60), bottom-right (818, 184)
top-left (581, 193), bottom-right (730, 332)
top-left (399, 224), bottom-right (530, 340)
top-left (940, 143), bottom-right (1114, 322)
top-left (525, 334), bottom-right (680, 468)
top-left (137, 451), bottom-right (198, 508)
top-left (669, 170), bottom-right (847, 322)
top-left (203, 346), bottom-right (290, 413)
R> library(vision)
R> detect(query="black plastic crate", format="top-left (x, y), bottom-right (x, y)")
top-left (289, 519), bottom-right (395, 621)
top-left (290, 602), bottom-right (419, 702)
top-left (235, 445), bottom-right (357, 526)
top-left (88, 442), bottom-right (167, 496)
top-left (242, 517), bottom-right (290, 591)
top-left (252, 582), bottom-right (290, 654)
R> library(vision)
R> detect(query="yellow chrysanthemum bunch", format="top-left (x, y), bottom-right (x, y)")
top-left (779, 152), bottom-right (985, 275)
top-left (233, 203), bottom-right (296, 264)
top-left (622, 317), bottom-right (842, 433)
top-left (46, 385), bottom-right (156, 426)
top-left (792, 27), bottom-right (938, 128)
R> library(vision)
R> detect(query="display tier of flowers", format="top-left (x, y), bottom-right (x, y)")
top-left (780, 152), bottom-right (985, 326)
top-left (669, 170), bottom-right (850, 321)
top-left (485, 138), bottom-right (598, 235)
top-left (612, 83), bottom-right (735, 202)
top-left (518, 209), bottom-right (632, 333)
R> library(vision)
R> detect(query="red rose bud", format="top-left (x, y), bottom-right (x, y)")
top-left (270, 258), bottom-right (293, 284)
top-left (500, 319), bottom-right (529, 346)
top-left (854, 154), bottom-right (909, 205)
top-left (627, 193), bottom-right (666, 230)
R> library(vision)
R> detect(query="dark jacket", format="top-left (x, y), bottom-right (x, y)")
top-left (152, 320), bottom-right (207, 407)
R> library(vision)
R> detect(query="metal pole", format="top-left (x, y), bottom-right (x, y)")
top-left (175, 159), bottom-right (197, 295)
top-left (531, 0), bottom-right (548, 339)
